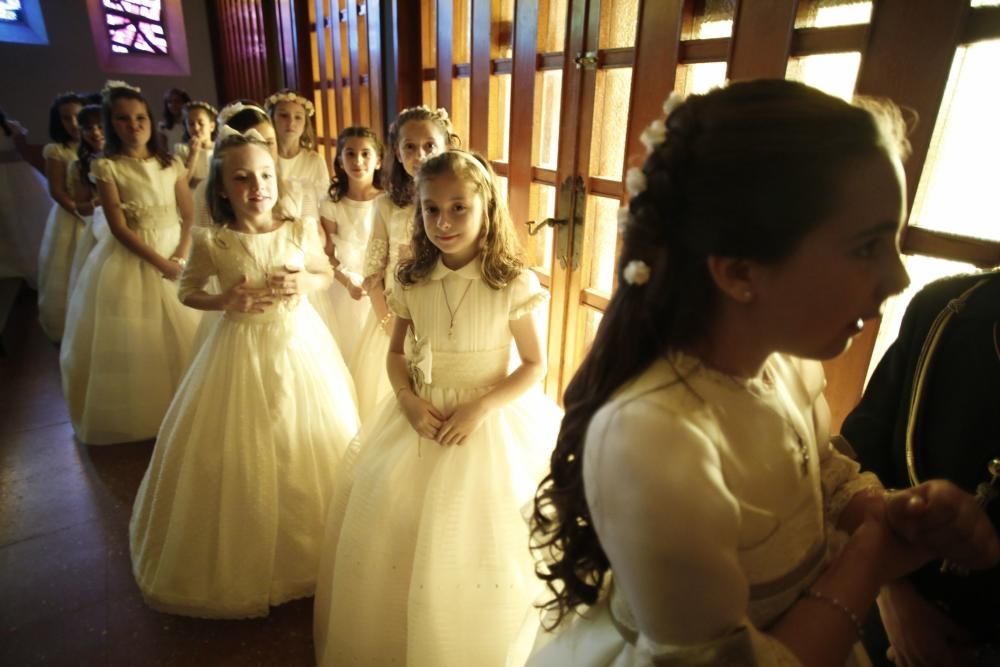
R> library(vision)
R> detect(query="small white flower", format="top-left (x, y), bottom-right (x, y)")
top-left (623, 260), bottom-right (651, 286)
top-left (625, 167), bottom-right (646, 196)
top-left (639, 119), bottom-right (666, 154)
top-left (662, 91), bottom-right (684, 116)
top-left (616, 206), bottom-right (631, 233)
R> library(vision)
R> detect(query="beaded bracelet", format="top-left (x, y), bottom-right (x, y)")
top-left (802, 588), bottom-right (864, 639)
top-left (379, 312), bottom-right (392, 329)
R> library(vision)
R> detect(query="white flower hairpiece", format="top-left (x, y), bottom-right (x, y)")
top-left (217, 101), bottom-right (268, 127)
top-left (184, 100), bottom-right (218, 118)
top-left (616, 206), bottom-right (631, 233)
top-left (623, 260), bottom-right (651, 286)
top-left (662, 91), bottom-right (685, 116)
top-left (218, 125), bottom-right (267, 143)
top-left (639, 119), bottom-right (666, 155)
top-left (264, 91), bottom-right (315, 117)
top-left (101, 80), bottom-right (141, 99)
top-left (625, 167), bottom-right (646, 196)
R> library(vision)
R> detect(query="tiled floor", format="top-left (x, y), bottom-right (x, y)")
top-left (0, 286), bottom-right (315, 666)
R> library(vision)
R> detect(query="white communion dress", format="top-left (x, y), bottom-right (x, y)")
top-left (313, 258), bottom-right (561, 667)
top-left (319, 195), bottom-right (376, 367)
top-left (129, 219), bottom-right (361, 619)
top-left (0, 123), bottom-right (50, 287)
top-left (349, 194), bottom-right (414, 424)
top-left (524, 353), bottom-right (879, 667)
top-left (277, 149), bottom-right (338, 337)
top-left (60, 155), bottom-right (201, 445)
top-left (173, 142), bottom-right (212, 184)
top-left (37, 143), bottom-right (84, 340)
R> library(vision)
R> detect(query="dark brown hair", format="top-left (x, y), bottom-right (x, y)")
top-left (328, 126), bottom-right (384, 202)
top-left (75, 105), bottom-right (103, 189)
top-left (102, 87), bottom-right (172, 168)
top-left (397, 149), bottom-right (522, 289)
top-left (383, 106), bottom-right (460, 207)
top-left (531, 79), bottom-right (910, 628)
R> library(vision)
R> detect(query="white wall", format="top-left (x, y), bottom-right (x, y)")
top-left (0, 0), bottom-right (217, 142)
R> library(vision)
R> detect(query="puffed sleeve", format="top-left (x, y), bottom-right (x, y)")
top-left (319, 198), bottom-right (335, 221)
top-left (508, 269), bottom-right (549, 320)
top-left (174, 143), bottom-right (190, 162)
top-left (170, 155), bottom-right (186, 181)
top-left (362, 196), bottom-right (391, 281)
top-left (90, 158), bottom-right (116, 184)
top-left (386, 286), bottom-right (410, 319)
top-left (583, 398), bottom-right (802, 665)
top-left (177, 227), bottom-right (217, 303)
top-left (42, 142), bottom-right (69, 161)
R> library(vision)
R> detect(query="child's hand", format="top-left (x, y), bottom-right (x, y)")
top-left (220, 274), bottom-right (275, 313)
top-left (160, 259), bottom-right (184, 281)
top-left (436, 399), bottom-right (489, 446)
top-left (398, 390), bottom-right (444, 440)
top-left (885, 480), bottom-right (1000, 572)
top-left (268, 263), bottom-right (307, 298)
top-left (348, 283), bottom-right (365, 300)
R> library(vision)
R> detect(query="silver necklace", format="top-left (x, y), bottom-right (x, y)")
top-left (441, 280), bottom-right (473, 339)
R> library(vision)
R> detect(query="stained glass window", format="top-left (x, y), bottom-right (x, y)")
top-left (102, 0), bottom-right (169, 56)
top-left (0, 0), bottom-right (23, 23)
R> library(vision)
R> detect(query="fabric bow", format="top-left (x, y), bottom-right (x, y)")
top-left (407, 334), bottom-right (433, 386)
top-left (219, 125), bottom-right (267, 143)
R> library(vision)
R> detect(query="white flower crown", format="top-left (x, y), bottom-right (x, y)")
top-left (620, 91), bottom-right (686, 287)
top-left (101, 80), bottom-right (141, 100)
top-left (184, 100), bottom-right (218, 118)
top-left (217, 101), bottom-right (268, 127)
top-left (264, 91), bottom-right (315, 117)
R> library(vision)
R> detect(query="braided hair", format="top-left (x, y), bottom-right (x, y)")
top-left (531, 79), bottom-right (910, 628)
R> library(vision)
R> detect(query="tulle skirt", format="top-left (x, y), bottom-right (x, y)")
top-left (349, 308), bottom-right (392, 425)
top-left (130, 302), bottom-right (361, 618)
top-left (313, 377), bottom-right (559, 667)
top-left (67, 207), bottom-right (109, 298)
top-left (37, 203), bottom-right (85, 340)
top-left (0, 159), bottom-right (50, 288)
top-left (59, 225), bottom-right (201, 444)
top-left (326, 277), bottom-right (370, 370)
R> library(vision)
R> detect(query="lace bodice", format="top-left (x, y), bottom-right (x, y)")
top-left (362, 194), bottom-right (414, 291)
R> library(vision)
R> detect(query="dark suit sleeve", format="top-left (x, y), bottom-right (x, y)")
top-left (840, 297), bottom-right (925, 483)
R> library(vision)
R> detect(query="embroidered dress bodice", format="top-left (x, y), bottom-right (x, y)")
top-left (91, 156), bottom-right (183, 231)
top-left (388, 259), bottom-right (548, 392)
top-left (179, 221), bottom-right (323, 323)
top-left (576, 353), bottom-right (880, 663)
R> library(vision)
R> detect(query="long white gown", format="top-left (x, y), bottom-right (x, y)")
top-left (130, 220), bottom-right (360, 619)
top-left (524, 353), bottom-right (879, 667)
top-left (37, 143), bottom-right (84, 341)
top-left (60, 155), bottom-right (201, 445)
top-left (313, 259), bottom-right (561, 667)
top-left (319, 195), bottom-right (376, 368)
top-left (277, 149), bottom-right (340, 337)
top-left (349, 194), bottom-right (414, 424)
top-left (0, 123), bottom-right (50, 287)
